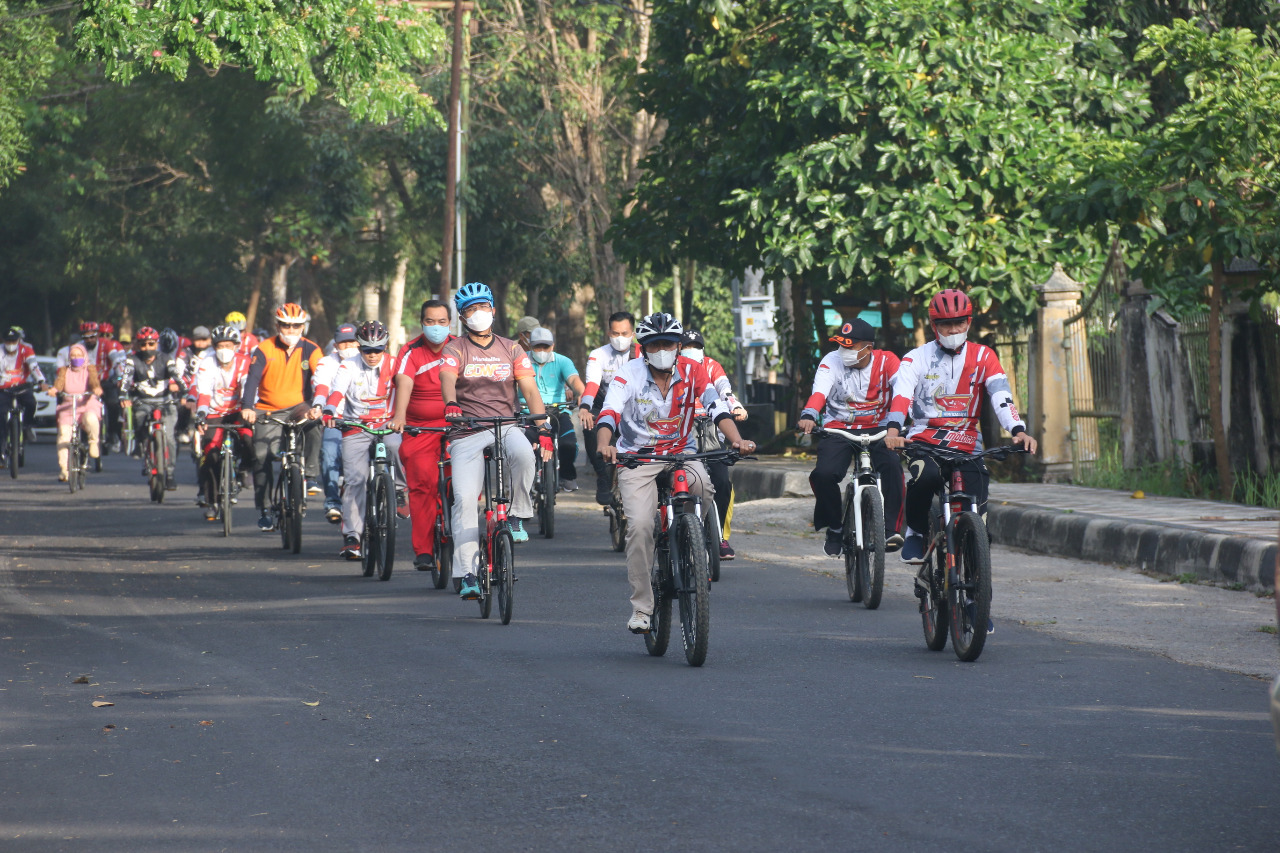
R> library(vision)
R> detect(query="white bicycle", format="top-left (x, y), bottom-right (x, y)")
top-left (818, 427), bottom-right (889, 609)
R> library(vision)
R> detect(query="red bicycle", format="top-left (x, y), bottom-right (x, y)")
top-left (405, 425), bottom-right (455, 590)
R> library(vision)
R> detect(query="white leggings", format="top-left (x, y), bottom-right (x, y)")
top-left (449, 425), bottom-right (535, 578)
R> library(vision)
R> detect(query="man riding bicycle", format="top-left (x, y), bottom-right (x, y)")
top-left (521, 326), bottom-right (585, 491)
top-left (439, 282), bottom-right (551, 601)
top-left (1, 326), bottom-right (47, 459)
top-left (121, 326), bottom-right (184, 490)
top-left (193, 325), bottom-right (253, 520)
top-left (798, 318), bottom-right (905, 558)
top-left (321, 321), bottom-right (405, 561)
top-left (884, 289), bottom-right (1037, 563)
top-left (313, 322), bottom-right (360, 524)
top-left (391, 299), bottom-right (454, 571)
top-left (240, 303), bottom-right (324, 532)
top-left (595, 312), bottom-right (755, 635)
top-left (580, 311), bottom-right (640, 505)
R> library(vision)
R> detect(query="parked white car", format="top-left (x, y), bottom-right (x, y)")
top-left (31, 356), bottom-right (57, 437)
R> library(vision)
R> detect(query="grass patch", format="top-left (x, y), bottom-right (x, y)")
top-left (1077, 444), bottom-right (1280, 510)
top-left (1175, 572), bottom-right (1200, 584)
top-left (1257, 625), bottom-right (1278, 635)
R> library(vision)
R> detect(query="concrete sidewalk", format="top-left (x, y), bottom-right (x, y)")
top-left (730, 457), bottom-right (1279, 592)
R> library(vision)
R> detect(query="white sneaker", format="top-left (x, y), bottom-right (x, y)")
top-left (627, 611), bottom-right (651, 634)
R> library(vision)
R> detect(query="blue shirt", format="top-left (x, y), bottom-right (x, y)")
top-left (521, 352), bottom-right (579, 405)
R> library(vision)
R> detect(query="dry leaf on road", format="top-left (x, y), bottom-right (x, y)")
top-left (91, 700), bottom-right (114, 708)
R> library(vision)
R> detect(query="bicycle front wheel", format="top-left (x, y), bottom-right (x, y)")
top-left (949, 511), bottom-right (992, 662)
top-left (494, 530), bottom-right (515, 624)
top-left (287, 465), bottom-right (303, 553)
top-left (675, 511), bottom-right (711, 667)
top-left (375, 468), bottom-right (396, 581)
top-left (478, 541), bottom-right (493, 619)
top-left (859, 488), bottom-right (886, 610)
top-left (842, 490), bottom-right (861, 602)
top-left (220, 446), bottom-right (234, 537)
top-left (644, 549), bottom-right (672, 657)
top-left (148, 433), bottom-right (165, 503)
top-left (9, 411), bottom-right (20, 479)
top-left (704, 500), bottom-right (721, 583)
top-left (539, 454), bottom-right (556, 539)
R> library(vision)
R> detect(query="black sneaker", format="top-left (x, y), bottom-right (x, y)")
top-left (257, 512), bottom-right (274, 532)
top-left (900, 534), bottom-right (925, 564)
top-left (395, 489), bottom-right (410, 519)
top-left (719, 540), bottom-right (735, 560)
top-left (341, 535), bottom-right (362, 560)
top-left (165, 473), bottom-right (177, 491)
top-left (414, 553), bottom-right (434, 571)
top-left (824, 528), bottom-right (843, 558)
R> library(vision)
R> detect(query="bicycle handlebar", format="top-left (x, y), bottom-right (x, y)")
top-left (616, 448), bottom-right (755, 469)
top-left (331, 419), bottom-right (397, 436)
top-left (815, 426), bottom-right (888, 447)
top-left (902, 443), bottom-right (1030, 464)
top-left (447, 413), bottom-right (546, 429)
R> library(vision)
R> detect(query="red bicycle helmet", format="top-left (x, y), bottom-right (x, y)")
top-left (100, 322), bottom-right (115, 337)
top-left (80, 321), bottom-right (100, 336)
top-left (927, 289), bottom-right (973, 322)
top-left (135, 326), bottom-right (160, 342)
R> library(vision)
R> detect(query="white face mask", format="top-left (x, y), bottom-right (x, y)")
top-left (610, 335), bottom-right (633, 353)
top-left (464, 310), bottom-right (494, 333)
top-left (215, 348), bottom-right (235, 364)
top-left (531, 350), bottom-right (552, 365)
top-left (680, 348), bottom-right (704, 362)
top-left (646, 348), bottom-right (677, 371)
top-left (840, 346), bottom-right (869, 368)
top-left (3, 343), bottom-right (16, 354)
top-left (279, 332), bottom-right (301, 348)
top-left (937, 331), bottom-right (967, 351)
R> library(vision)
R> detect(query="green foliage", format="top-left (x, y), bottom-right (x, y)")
top-left (1049, 21), bottom-right (1280, 310)
top-left (0, 1), bottom-right (58, 187)
top-left (620, 0), bottom-right (1148, 321)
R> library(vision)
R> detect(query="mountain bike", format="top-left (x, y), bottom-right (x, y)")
top-left (603, 468), bottom-right (627, 552)
top-left (3, 381), bottom-right (35, 479)
top-left (63, 392), bottom-right (92, 493)
top-left (529, 403), bottom-right (573, 540)
top-left (140, 397), bottom-right (176, 503)
top-left (199, 415), bottom-right (245, 537)
top-left (334, 419), bottom-right (401, 581)
top-left (407, 425), bottom-right (454, 589)
top-left (447, 413), bottom-right (544, 624)
top-left (620, 448), bottom-right (750, 667)
top-left (261, 412), bottom-right (315, 555)
top-left (905, 443), bottom-right (1027, 662)
top-left (693, 415), bottom-right (726, 582)
top-left (818, 426), bottom-right (890, 609)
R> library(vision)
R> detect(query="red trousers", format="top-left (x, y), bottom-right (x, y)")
top-left (400, 427), bottom-right (446, 558)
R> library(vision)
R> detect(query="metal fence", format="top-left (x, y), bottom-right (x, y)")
top-left (1063, 246), bottom-right (1125, 477)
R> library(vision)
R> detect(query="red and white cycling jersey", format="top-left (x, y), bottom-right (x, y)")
top-left (802, 349), bottom-right (900, 429)
top-left (324, 354), bottom-right (397, 427)
top-left (194, 352), bottom-right (252, 417)
top-left (580, 341), bottom-right (641, 411)
top-left (597, 356), bottom-right (730, 455)
top-left (1, 342), bottom-right (45, 389)
top-left (888, 340), bottom-right (1024, 450)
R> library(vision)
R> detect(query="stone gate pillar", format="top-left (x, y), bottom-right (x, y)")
top-left (1029, 264), bottom-right (1081, 482)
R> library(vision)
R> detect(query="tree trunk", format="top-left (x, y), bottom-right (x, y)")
top-left (386, 253), bottom-right (409, 351)
top-left (299, 263), bottom-right (332, 347)
top-left (1208, 258), bottom-right (1232, 500)
top-left (271, 256), bottom-right (291, 308)
top-left (671, 263), bottom-right (682, 323)
top-left (362, 282), bottom-right (381, 325)
top-left (788, 276), bottom-right (815, 420)
top-left (245, 255), bottom-right (266, 332)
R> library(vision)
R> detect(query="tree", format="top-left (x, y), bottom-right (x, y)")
top-left (0, 1), bottom-right (57, 188)
top-left (1049, 21), bottom-right (1280, 498)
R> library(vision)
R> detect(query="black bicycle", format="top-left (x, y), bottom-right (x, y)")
top-left (528, 404), bottom-right (574, 540)
top-left (619, 448), bottom-right (750, 667)
top-left (408, 425), bottom-right (455, 589)
top-left (3, 381), bottom-right (36, 479)
top-left (447, 413), bottom-right (545, 623)
top-left (199, 415), bottom-right (244, 537)
top-left (692, 415), bottom-right (727, 582)
top-left (334, 419), bottom-right (402, 581)
top-left (818, 426), bottom-right (889, 609)
top-left (139, 396), bottom-right (176, 503)
top-left (63, 392), bottom-right (93, 493)
top-left (260, 412), bottom-right (316, 555)
top-left (905, 443), bottom-right (1027, 662)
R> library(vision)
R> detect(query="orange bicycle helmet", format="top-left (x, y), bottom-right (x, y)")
top-left (274, 303), bottom-right (308, 324)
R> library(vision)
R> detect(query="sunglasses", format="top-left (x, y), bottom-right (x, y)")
top-left (360, 346), bottom-right (385, 355)
top-left (139, 343), bottom-right (158, 349)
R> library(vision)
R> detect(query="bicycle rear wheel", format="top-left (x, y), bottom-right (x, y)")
top-left (842, 490), bottom-right (861, 602)
top-left (675, 511), bottom-right (711, 667)
top-left (9, 412), bottom-right (20, 479)
top-left (494, 530), bottom-right (515, 624)
top-left (859, 488), bottom-right (886, 610)
top-left (949, 511), bottom-right (992, 662)
top-left (539, 454), bottom-right (556, 539)
top-left (478, 539), bottom-right (493, 619)
top-left (375, 468), bottom-right (396, 581)
top-left (220, 445), bottom-right (234, 537)
top-left (921, 505), bottom-right (949, 651)
top-left (645, 548), bottom-right (672, 657)
top-left (287, 465), bottom-right (303, 553)
top-left (148, 432), bottom-right (165, 503)
top-left (608, 505), bottom-right (626, 552)
top-left (704, 499), bottom-right (721, 583)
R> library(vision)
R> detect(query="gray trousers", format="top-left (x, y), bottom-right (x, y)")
top-left (617, 460), bottom-right (713, 616)
top-left (449, 425), bottom-right (535, 579)
top-left (341, 430), bottom-right (404, 540)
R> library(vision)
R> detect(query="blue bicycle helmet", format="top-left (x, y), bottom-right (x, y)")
top-left (454, 281), bottom-right (494, 313)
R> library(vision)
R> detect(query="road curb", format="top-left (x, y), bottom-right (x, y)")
top-left (731, 463), bottom-right (1278, 592)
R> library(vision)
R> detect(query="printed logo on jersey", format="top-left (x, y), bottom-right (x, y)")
top-left (443, 355), bottom-right (460, 370)
top-left (462, 362), bottom-right (512, 381)
top-left (933, 391), bottom-right (972, 414)
top-left (645, 414), bottom-right (682, 440)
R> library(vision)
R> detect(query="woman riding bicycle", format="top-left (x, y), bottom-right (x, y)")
top-left (53, 343), bottom-right (103, 483)
top-left (520, 325), bottom-right (585, 491)
top-left (322, 321), bottom-right (405, 561)
top-left (883, 290), bottom-right (1037, 564)
top-left (193, 325), bottom-right (253, 520)
top-left (797, 318), bottom-right (905, 558)
top-left (594, 312), bottom-right (755, 635)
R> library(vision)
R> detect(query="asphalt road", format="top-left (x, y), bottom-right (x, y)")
top-left (2, 443), bottom-right (1277, 852)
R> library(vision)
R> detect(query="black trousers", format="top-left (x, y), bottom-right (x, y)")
top-left (525, 409), bottom-right (579, 482)
top-left (904, 453), bottom-right (988, 535)
top-left (809, 432), bottom-right (904, 536)
top-left (706, 458), bottom-right (731, 539)
top-left (251, 408), bottom-right (321, 511)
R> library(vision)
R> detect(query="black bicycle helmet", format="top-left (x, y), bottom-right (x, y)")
top-left (636, 312), bottom-right (683, 345)
top-left (159, 327), bottom-right (179, 353)
top-left (356, 320), bottom-right (389, 349)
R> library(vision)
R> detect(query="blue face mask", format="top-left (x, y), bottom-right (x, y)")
top-left (422, 324), bottom-right (449, 345)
